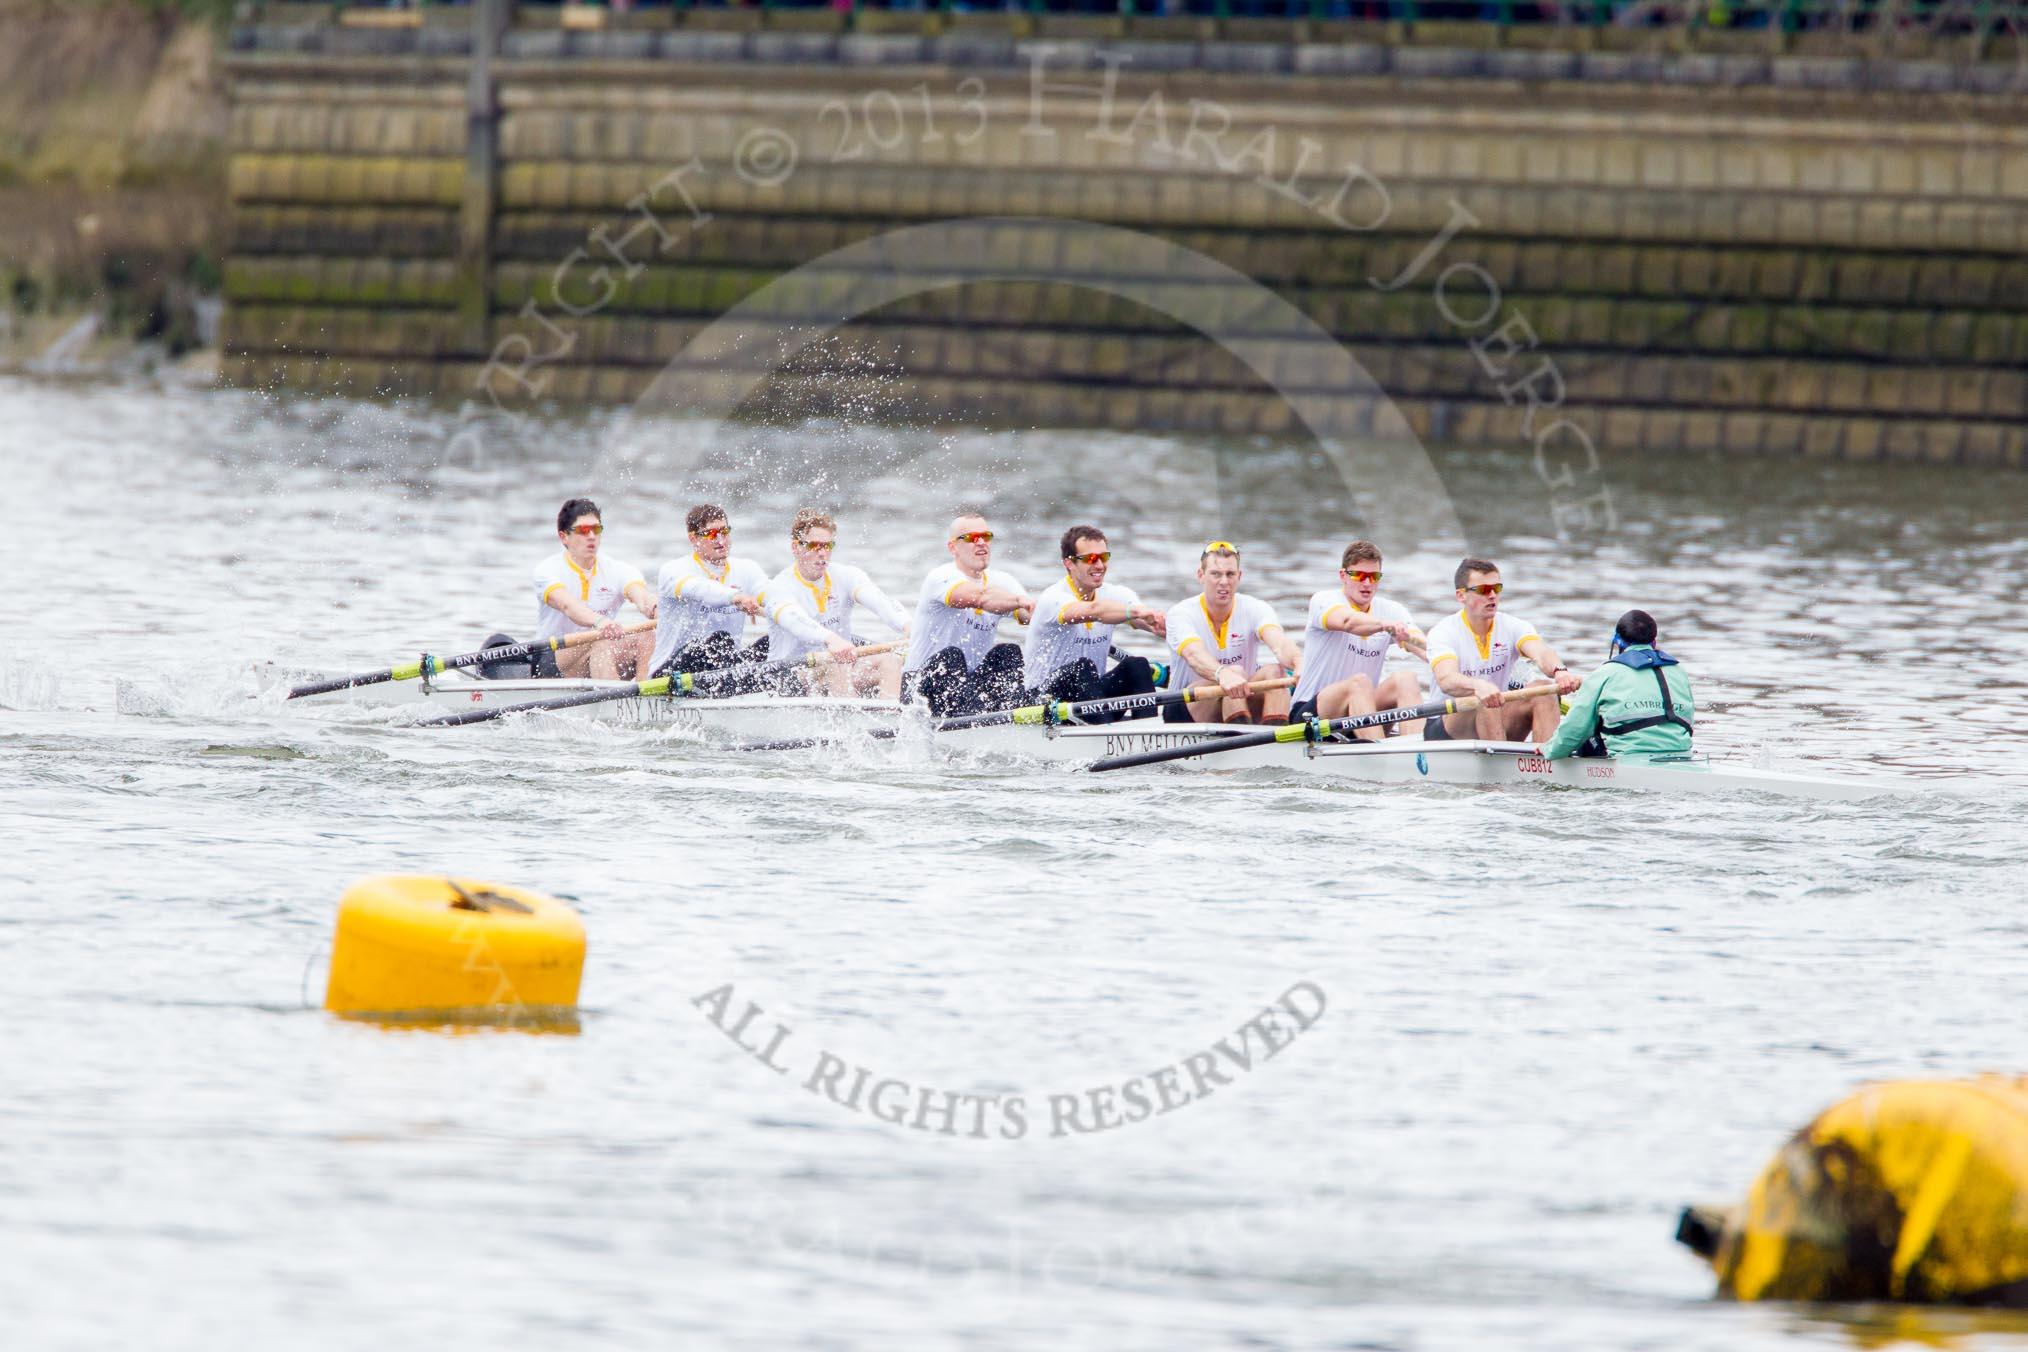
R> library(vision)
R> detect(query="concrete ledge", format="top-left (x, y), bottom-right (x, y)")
top-left (1484, 49), bottom-right (1579, 81)
top-left (1392, 47), bottom-right (1484, 80)
top-left (661, 32), bottom-right (749, 63)
top-left (416, 28), bottom-right (472, 59)
top-left (502, 30), bottom-right (566, 61)
top-left (1774, 57), bottom-right (1867, 90)
top-left (1102, 40), bottom-right (1202, 73)
top-left (1292, 43), bottom-right (1387, 77)
top-left (749, 33), bottom-right (841, 64)
top-left (1200, 42), bottom-right (1290, 75)
top-left (839, 34), bottom-right (927, 67)
top-left (929, 33), bottom-right (1018, 67)
top-left (570, 31), bottom-right (659, 61)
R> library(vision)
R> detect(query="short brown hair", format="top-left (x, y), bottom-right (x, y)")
top-left (1340, 540), bottom-right (1382, 571)
top-left (1060, 525), bottom-right (1106, 560)
top-left (791, 508), bottom-right (836, 540)
top-left (1454, 557), bottom-right (1499, 589)
top-left (686, 504), bottom-right (727, 535)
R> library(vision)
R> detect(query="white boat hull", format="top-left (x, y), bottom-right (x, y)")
top-left (935, 720), bottom-right (1895, 800)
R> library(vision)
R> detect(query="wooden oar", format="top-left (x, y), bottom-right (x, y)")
top-left (286, 622), bottom-right (656, 699)
top-left (1089, 681), bottom-right (1562, 773)
top-left (732, 676), bottom-right (1294, 753)
top-left (416, 641), bottom-right (904, 728)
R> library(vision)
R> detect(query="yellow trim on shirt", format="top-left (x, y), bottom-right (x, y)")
top-left (796, 569), bottom-right (832, 614)
top-left (566, 556), bottom-right (593, 601)
top-left (1198, 597), bottom-right (1230, 649)
top-left (541, 583), bottom-right (564, 603)
top-left (1320, 604), bottom-right (1349, 629)
top-left (675, 551), bottom-right (728, 600)
top-left (1175, 635), bottom-right (1204, 651)
top-left (1459, 608), bottom-right (1495, 660)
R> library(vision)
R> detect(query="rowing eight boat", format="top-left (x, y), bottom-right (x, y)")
top-left (234, 664), bottom-right (1897, 801)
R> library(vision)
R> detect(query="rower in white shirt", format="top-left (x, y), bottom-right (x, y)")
top-left (761, 509), bottom-right (912, 699)
top-left (1422, 556), bottom-right (1582, 742)
top-left (1161, 540), bottom-right (1303, 725)
top-left (1022, 524), bottom-right (1168, 718)
top-left (1288, 539), bottom-right (1426, 741)
top-left (902, 513), bottom-right (1035, 716)
top-left (532, 496), bottom-right (656, 679)
top-left (648, 503), bottom-right (770, 686)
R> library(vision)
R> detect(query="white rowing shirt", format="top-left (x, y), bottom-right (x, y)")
top-left (1024, 575), bottom-right (1143, 687)
top-left (1163, 593), bottom-right (1282, 689)
top-left (1424, 608), bottom-right (1541, 692)
top-left (649, 552), bottom-right (770, 672)
top-left (1293, 592), bottom-right (1419, 704)
top-left (763, 562), bottom-right (911, 666)
top-left (904, 562), bottom-right (1028, 674)
top-left (532, 552), bottom-right (645, 643)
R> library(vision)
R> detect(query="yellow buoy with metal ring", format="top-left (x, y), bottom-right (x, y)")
top-left (1678, 1076), bottom-right (2028, 1305)
top-left (325, 875), bottom-right (585, 1018)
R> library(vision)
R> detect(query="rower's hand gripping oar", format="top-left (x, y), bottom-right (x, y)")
top-left (414, 641), bottom-right (905, 728)
top-left (1088, 682), bottom-right (1562, 773)
top-left (285, 621), bottom-right (656, 699)
top-left (932, 675), bottom-right (1295, 733)
top-left (730, 676), bottom-right (1295, 753)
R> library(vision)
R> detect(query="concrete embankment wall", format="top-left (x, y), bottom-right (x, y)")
top-left (0, 1), bottom-right (227, 367)
top-left (220, 10), bottom-right (2028, 467)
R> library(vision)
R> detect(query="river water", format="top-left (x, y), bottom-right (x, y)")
top-left (4, 371), bottom-right (2027, 1350)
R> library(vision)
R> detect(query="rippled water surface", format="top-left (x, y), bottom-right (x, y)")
top-left (4, 373), bottom-right (2028, 1351)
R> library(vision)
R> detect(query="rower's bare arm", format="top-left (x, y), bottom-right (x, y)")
top-left (1062, 599), bottom-right (1132, 625)
top-left (625, 581), bottom-right (657, 619)
top-left (1262, 625), bottom-right (1302, 673)
top-left (1430, 656), bottom-right (1490, 701)
top-left (949, 583), bottom-right (1028, 616)
top-left (1129, 606), bottom-right (1167, 636)
top-left (547, 589), bottom-right (609, 631)
top-left (1176, 640), bottom-right (1225, 684)
top-left (1328, 610), bottom-right (1390, 638)
top-left (1520, 637), bottom-right (1581, 694)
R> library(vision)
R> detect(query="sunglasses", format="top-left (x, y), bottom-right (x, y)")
top-left (1462, 582), bottom-right (1504, 597)
top-left (1343, 570), bottom-right (1381, 584)
top-left (1204, 540), bottom-right (1239, 554)
top-left (796, 537), bottom-right (835, 552)
top-left (1069, 551), bottom-right (1111, 565)
top-left (951, 531), bottom-right (994, 545)
top-left (567, 523), bottom-right (604, 537)
top-left (694, 525), bottom-right (730, 541)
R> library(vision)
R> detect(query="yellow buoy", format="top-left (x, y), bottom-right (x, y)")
top-left (1679, 1076), bottom-right (2028, 1305)
top-left (325, 875), bottom-right (585, 1023)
